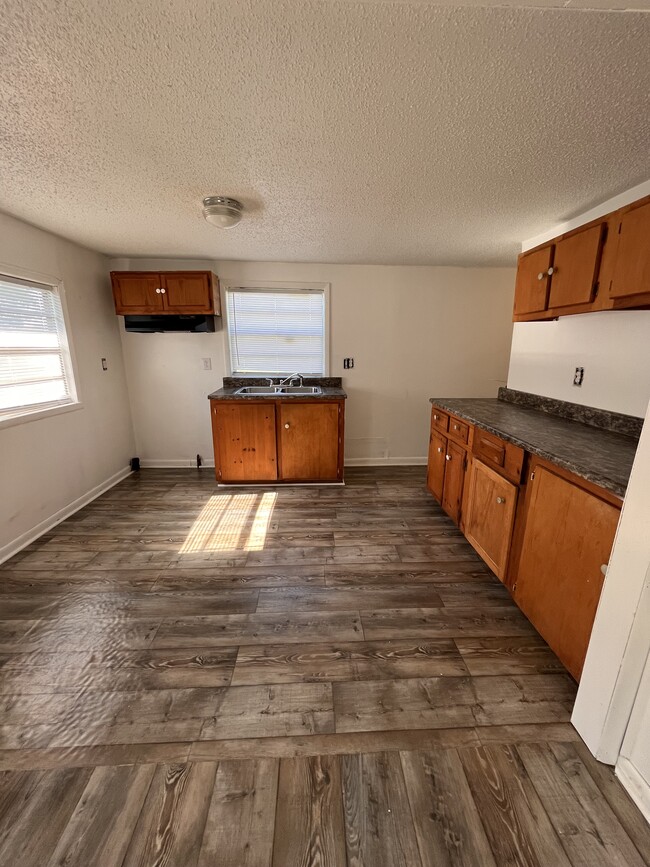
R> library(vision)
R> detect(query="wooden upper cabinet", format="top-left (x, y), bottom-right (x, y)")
top-left (513, 245), bottom-right (553, 316)
top-left (609, 200), bottom-right (650, 300)
top-left (426, 429), bottom-right (447, 503)
top-left (278, 402), bottom-right (342, 481)
top-left (513, 461), bottom-right (620, 680)
top-left (547, 223), bottom-right (605, 309)
top-left (111, 271), bottom-right (218, 316)
top-left (111, 272), bottom-right (163, 314)
top-left (463, 459), bottom-right (518, 581)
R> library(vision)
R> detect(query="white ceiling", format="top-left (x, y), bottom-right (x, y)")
top-left (0, 0), bottom-right (649, 266)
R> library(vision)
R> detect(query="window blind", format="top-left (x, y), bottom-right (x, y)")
top-left (226, 288), bottom-right (326, 376)
top-left (0, 274), bottom-right (77, 420)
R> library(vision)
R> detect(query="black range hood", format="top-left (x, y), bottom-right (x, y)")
top-left (124, 315), bottom-right (216, 333)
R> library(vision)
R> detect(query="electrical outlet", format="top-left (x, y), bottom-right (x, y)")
top-left (573, 366), bottom-right (584, 387)
top-left (343, 357), bottom-right (354, 369)
top-left (202, 358), bottom-right (212, 371)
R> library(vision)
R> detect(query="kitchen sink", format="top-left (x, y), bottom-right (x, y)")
top-left (234, 385), bottom-right (322, 396)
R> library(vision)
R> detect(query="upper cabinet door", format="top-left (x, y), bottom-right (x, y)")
top-left (111, 273), bottom-right (163, 314)
top-left (161, 272), bottom-right (215, 313)
top-left (513, 245), bottom-right (553, 316)
top-left (548, 223), bottom-right (605, 308)
top-left (609, 201), bottom-right (650, 299)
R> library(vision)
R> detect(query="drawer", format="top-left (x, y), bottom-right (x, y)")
top-left (431, 407), bottom-right (449, 433)
top-left (473, 428), bottom-right (524, 484)
top-left (447, 416), bottom-right (470, 445)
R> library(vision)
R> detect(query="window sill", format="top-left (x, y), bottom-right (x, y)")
top-left (0, 400), bottom-right (84, 431)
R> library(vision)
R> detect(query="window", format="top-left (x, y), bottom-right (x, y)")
top-left (225, 286), bottom-right (327, 376)
top-left (0, 273), bottom-right (78, 423)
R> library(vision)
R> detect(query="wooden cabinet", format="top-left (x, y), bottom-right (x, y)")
top-left (211, 399), bottom-right (345, 484)
top-left (512, 459), bottom-right (621, 680)
top-left (211, 402), bottom-right (278, 483)
top-left (463, 460), bottom-right (518, 581)
top-left (512, 193), bottom-right (650, 322)
top-left (111, 271), bottom-right (219, 315)
top-left (426, 406), bottom-right (471, 526)
top-left (441, 440), bottom-right (466, 525)
top-left (426, 429), bottom-right (447, 502)
top-left (278, 402), bottom-right (342, 481)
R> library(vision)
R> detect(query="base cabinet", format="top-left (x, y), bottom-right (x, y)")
top-left (211, 399), bottom-right (344, 483)
top-left (512, 460), bottom-right (621, 680)
top-left (441, 440), bottom-right (466, 525)
top-left (463, 459), bottom-right (518, 581)
top-left (425, 409), bottom-right (470, 526)
top-left (426, 430), bottom-right (447, 502)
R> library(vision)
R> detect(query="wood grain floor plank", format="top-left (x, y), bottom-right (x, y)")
top-left (199, 758), bottom-right (278, 867)
top-left (325, 566), bottom-right (493, 586)
top-left (454, 636), bottom-right (565, 675)
top-left (46, 763), bottom-right (156, 867)
top-left (400, 748), bottom-right (497, 867)
top-left (122, 761), bottom-right (217, 867)
top-left (0, 742), bottom-right (191, 771)
top-left (342, 751), bottom-right (422, 867)
top-left (153, 565), bottom-right (325, 590)
top-left (232, 639), bottom-right (467, 685)
top-left (256, 585), bottom-right (444, 612)
top-left (458, 744), bottom-right (572, 867)
top-left (273, 755), bottom-right (347, 867)
top-left (0, 570), bottom-right (160, 594)
top-left (362, 606), bottom-right (536, 640)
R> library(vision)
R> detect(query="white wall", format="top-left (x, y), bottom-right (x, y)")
top-left (0, 213), bottom-right (135, 561)
top-left (507, 179), bottom-right (650, 419)
top-left (111, 257), bottom-right (515, 466)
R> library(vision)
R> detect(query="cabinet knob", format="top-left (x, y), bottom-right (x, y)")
top-left (547, 267), bottom-right (555, 276)
top-left (160, 288), bottom-right (166, 294)
top-left (537, 272), bottom-right (545, 281)
top-left (496, 496), bottom-right (505, 504)
top-left (437, 447), bottom-right (443, 453)
top-left (600, 563), bottom-right (608, 576)
top-left (284, 423), bottom-right (290, 429)
top-left (155, 288), bottom-right (161, 294)
top-left (454, 424), bottom-right (459, 430)
top-left (445, 454), bottom-right (451, 461)
top-left (433, 414), bottom-right (439, 420)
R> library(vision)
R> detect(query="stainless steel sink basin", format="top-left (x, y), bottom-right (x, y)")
top-left (234, 385), bottom-right (322, 396)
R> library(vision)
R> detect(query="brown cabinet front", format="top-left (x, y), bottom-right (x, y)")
top-left (513, 245), bottom-right (553, 316)
top-left (464, 459), bottom-right (518, 581)
top-left (426, 430), bottom-right (447, 502)
top-left (211, 402), bottom-right (278, 483)
top-left (609, 200), bottom-right (650, 300)
top-left (547, 223), bottom-right (605, 309)
top-left (112, 272), bottom-right (163, 314)
top-left (441, 440), bottom-right (466, 525)
top-left (161, 272), bottom-right (217, 314)
top-left (278, 402), bottom-right (341, 481)
top-left (513, 461), bottom-right (620, 680)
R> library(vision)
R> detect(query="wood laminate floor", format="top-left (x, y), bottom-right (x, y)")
top-left (0, 467), bottom-right (648, 865)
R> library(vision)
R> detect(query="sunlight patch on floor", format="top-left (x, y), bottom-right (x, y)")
top-left (179, 492), bottom-right (277, 553)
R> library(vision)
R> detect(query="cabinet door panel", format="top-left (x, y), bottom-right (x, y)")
top-left (513, 246), bottom-right (553, 315)
top-left (464, 460), bottom-right (517, 581)
top-left (112, 273), bottom-right (163, 314)
top-left (441, 440), bottom-right (466, 526)
top-left (548, 223), bottom-right (605, 308)
top-left (161, 273), bottom-right (214, 313)
top-left (279, 402), bottom-right (340, 480)
top-left (426, 430), bottom-right (447, 503)
top-left (609, 201), bottom-right (650, 299)
top-left (212, 403), bottom-right (277, 482)
top-left (513, 465), bottom-right (620, 680)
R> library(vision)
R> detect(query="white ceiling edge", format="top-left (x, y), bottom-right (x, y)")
top-left (521, 179), bottom-right (650, 252)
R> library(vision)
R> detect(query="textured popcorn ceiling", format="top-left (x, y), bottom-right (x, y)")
top-left (0, 0), bottom-right (649, 265)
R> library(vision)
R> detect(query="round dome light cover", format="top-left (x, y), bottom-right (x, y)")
top-left (202, 196), bottom-right (243, 229)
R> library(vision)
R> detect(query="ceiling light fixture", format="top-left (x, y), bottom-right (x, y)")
top-left (202, 196), bottom-right (243, 229)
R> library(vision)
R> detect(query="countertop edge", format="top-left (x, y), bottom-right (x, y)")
top-left (209, 389), bottom-right (347, 400)
top-left (430, 398), bottom-right (627, 499)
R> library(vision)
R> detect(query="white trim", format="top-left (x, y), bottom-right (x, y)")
top-left (139, 458), bottom-right (216, 468)
top-left (0, 399), bottom-right (83, 431)
top-left (345, 456), bottom-right (428, 466)
top-left (0, 466), bottom-right (132, 565)
top-left (615, 757), bottom-right (650, 825)
top-left (522, 179), bottom-right (650, 252)
top-left (219, 279), bottom-right (331, 377)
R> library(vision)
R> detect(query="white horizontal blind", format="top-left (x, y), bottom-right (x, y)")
top-left (0, 274), bottom-right (77, 420)
top-left (226, 288), bottom-right (326, 375)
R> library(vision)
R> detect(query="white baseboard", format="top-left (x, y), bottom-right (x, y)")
top-left (139, 459), bottom-right (215, 469)
top-left (0, 466), bottom-right (132, 566)
top-left (616, 757), bottom-right (650, 824)
top-left (345, 457), bottom-right (427, 467)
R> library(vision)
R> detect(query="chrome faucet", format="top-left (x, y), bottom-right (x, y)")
top-left (279, 373), bottom-right (303, 387)
top-left (266, 377), bottom-right (276, 387)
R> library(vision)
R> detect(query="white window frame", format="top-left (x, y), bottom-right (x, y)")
top-left (0, 262), bottom-right (82, 430)
top-left (221, 280), bottom-right (330, 377)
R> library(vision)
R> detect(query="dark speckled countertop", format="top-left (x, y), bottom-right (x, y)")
top-left (430, 391), bottom-right (641, 498)
top-left (208, 376), bottom-right (346, 401)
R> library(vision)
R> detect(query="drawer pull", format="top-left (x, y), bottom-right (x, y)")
top-left (453, 424), bottom-right (459, 430)
top-left (496, 496), bottom-right (506, 504)
top-left (437, 447), bottom-right (443, 453)
top-left (434, 414), bottom-right (439, 420)
top-left (445, 454), bottom-right (451, 461)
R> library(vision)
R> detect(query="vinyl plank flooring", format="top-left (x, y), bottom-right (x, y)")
top-left (397, 544), bottom-right (485, 563)
top-left (153, 565), bottom-right (326, 590)
top-left (154, 611), bottom-right (363, 648)
top-left (200, 683), bottom-right (335, 740)
top-left (232, 639), bottom-right (467, 686)
top-left (341, 751), bottom-right (423, 867)
top-left (198, 758), bottom-right (278, 867)
top-left (454, 636), bottom-right (566, 675)
top-left (400, 748), bottom-right (497, 867)
top-left (0, 569), bottom-right (160, 594)
top-left (273, 755), bottom-right (347, 867)
top-left (362, 606), bottom-right (536, 640)
top-left (0, 742), bottom-right (192, 771)
top-left (122, 761), bottom-right (217, 867)
top-left (256, 585), bottom-right (444, 612)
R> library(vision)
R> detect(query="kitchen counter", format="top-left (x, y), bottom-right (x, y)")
top-left (208, 376), bottom-right (347, 401)
top-left (429, 390), bottom-right (641, 498)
